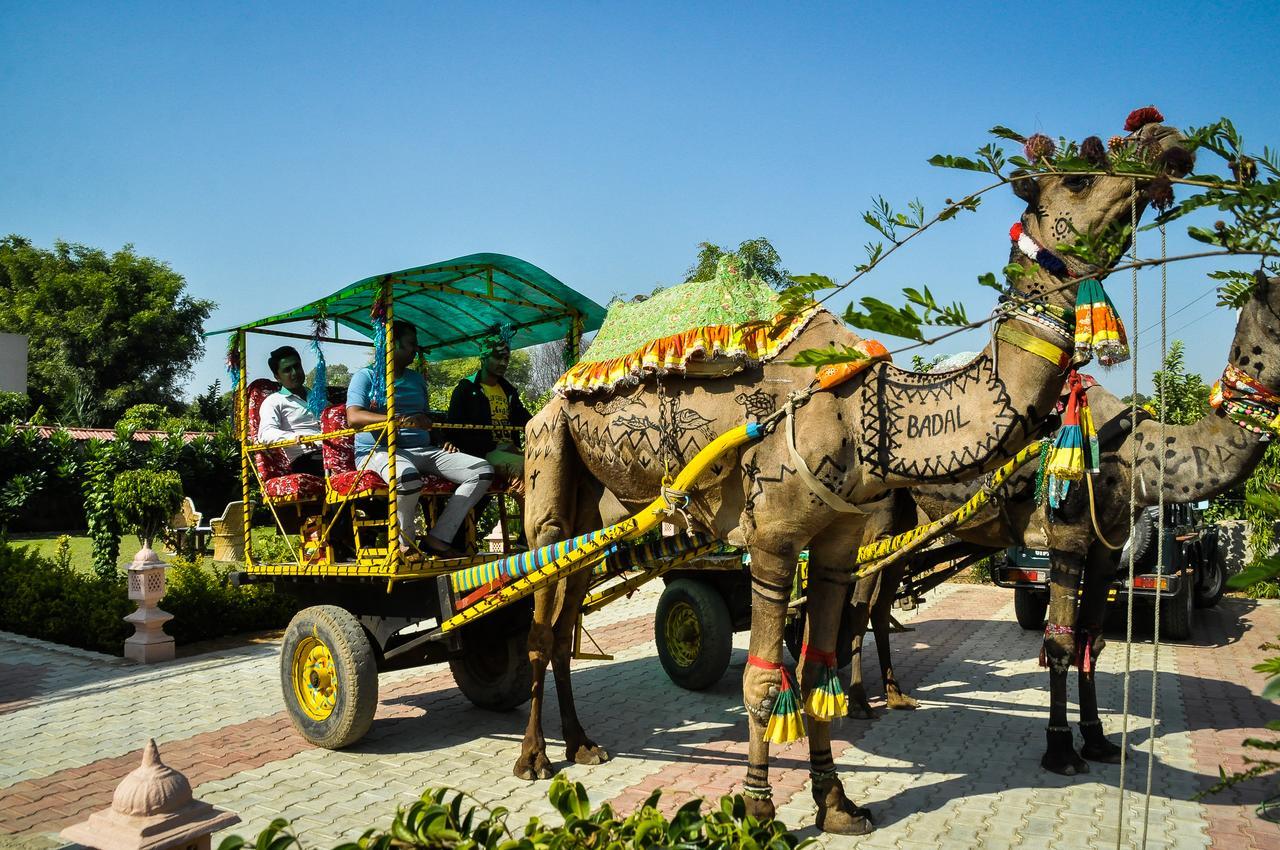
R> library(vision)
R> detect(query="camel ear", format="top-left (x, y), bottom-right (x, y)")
top-left (1010, 169), bottom-right (1040, 204)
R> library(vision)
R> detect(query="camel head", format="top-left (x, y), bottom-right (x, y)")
top-left (1228, 273), bottom-right (1280, 389)
top-left (1009, 119), bottom-right (1195, 305)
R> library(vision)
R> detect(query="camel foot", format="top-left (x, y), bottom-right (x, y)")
top-left (845, 684), bottom-right (876, 719)
top-left (1080, 723), bottom-right (1123, 764)
top-left (812, 780), bottom-right (873, 835)
top-left (743, 794), bottom-right (775, 823)
top-left (568, 741), bottom-right (610, 766)
top-left (1041, 729), bottom-right (1089, 776)
top-left (513, 750), bottom-right (554, 780)
top-left (885, 690), bottom-right (919, 711)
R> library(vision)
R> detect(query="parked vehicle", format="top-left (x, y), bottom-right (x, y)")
top-left (992, 502), bottom-right (1230, 640)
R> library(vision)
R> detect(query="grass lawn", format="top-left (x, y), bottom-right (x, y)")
top-left (7, 532), bottom-right (145, 573)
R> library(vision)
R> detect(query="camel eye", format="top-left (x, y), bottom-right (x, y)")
top-left (1063, 174), bottom-right (1094, 193)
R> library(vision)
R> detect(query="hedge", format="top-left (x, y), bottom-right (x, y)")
top-left (0, 541), bottom-right (296, 654)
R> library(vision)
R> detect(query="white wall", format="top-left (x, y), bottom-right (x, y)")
top-left (0, 333), bottom-right (29, 393)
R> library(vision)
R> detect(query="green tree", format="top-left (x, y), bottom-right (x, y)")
top-left (1149, 340), bottom-right (1211, 425)
top-left (684, 237), bottom-right (793, 290)
top-left (0, 236), bottom-right (214, 425)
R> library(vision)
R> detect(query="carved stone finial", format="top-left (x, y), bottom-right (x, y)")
top-left (60, 740), bottom-right (239, 850)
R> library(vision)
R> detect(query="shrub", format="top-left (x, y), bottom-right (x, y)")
top-left (0, 541), bottom-right (297, 654)
top-left (113, 468), bottom-right (183, 548)
top-left (216, 774), bottom-right (808, 850)
top-left (117, 403), bottom-right (182, 432)
top-left (0, 391), bottom-right (29, 423)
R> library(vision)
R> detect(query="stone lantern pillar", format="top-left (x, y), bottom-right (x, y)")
top-left (61, 739), bottom-right (239, 850)
top-left (124, 545), bottom-right (175, 663)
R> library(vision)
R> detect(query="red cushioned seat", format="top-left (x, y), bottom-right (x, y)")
top-left (320, 404), bottom-right (390, 499)
top-left (247, 378), bottom-right (323, 504)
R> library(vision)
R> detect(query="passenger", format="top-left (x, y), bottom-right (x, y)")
top-left (346, 320), bottom-right (493, 557)
top-left (446, 328), bottom-right (531, 496)
top-left (257, 345), bottom-right (324, 478)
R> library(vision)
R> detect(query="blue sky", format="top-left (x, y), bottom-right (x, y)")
top-left (3, 1), bottom-right (1278, 400)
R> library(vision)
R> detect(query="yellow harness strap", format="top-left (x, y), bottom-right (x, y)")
top-left (995, 324), bottom-right (1070, 370)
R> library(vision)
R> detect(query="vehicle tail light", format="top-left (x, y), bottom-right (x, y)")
top-left (1131, 575), bottom-right (1169, 591)
top-left (1002, 568), bottom-right (1044, 583)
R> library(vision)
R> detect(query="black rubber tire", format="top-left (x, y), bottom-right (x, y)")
top-left (783, 600), bottom-right (856, 670)
top-left (1157, 573), bottom-right (1194, 641)
top-left (449, 626), bottom-right (533, 711)
top-left (1194, 541), bottom-right (1226, 609)
top-left (281, 605), bottom-right (379, 749)
top-left (655, 579), bottom-right (734, 691)
top-left (1120, 508), bottom-right (1158, 570)
top-left (1014, 588), bottom-right (1049, 631)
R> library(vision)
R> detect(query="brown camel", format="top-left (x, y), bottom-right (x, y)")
top-left (849, 272), bottom-right (1280, 776)
top-left (517, 122), bottom-right (1190, 834)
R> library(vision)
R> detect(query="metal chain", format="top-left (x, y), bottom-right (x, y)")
top-left (1116, 183), bottom-right (1140, 848)
top-left (1141, 223), bottom-right (1170, 847)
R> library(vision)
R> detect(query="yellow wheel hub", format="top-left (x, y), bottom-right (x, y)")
top-left (292, 636), bottom-right (338, 721)
top-left (664, 601), bottom-right (701, 667)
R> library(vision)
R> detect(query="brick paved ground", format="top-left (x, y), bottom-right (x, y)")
top-left (1, 583), bottom-right (1278, 849)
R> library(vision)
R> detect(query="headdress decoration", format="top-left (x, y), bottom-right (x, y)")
top-left (747, 655), bottom-right (806, 744)
top-left (1010, 223), bottom-right (1129, 367)
top-left (800, 645), bottom-right (847, 721)
top-left (1038, 369), bottom-right (1100, 508)
top-left (306, 313), bottom-right (329, 416)
top-left (1211, 363), bottom-right (1280, 438)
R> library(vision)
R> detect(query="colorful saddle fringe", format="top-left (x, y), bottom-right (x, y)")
top-left (1073, 279), bottom-right (1129, 367)
top-left (1040, 369), bottom-right (1100, 508)
top-left (747, 655), bottom-right (806, 744)
top-left (1211, 363), bottom-right (1280, 436)
top-left (800, 645), bottom-right (847, 721)
top-left (554, 306), bottom-right (822, 396)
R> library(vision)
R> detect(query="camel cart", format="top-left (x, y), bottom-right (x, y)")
top-left (212, 254), bottom-right (653, 747)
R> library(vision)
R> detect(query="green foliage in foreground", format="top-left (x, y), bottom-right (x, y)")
top-left (0, 541), bottom-right (295, 653)
top-left (217, 775), bottom-right (809, 850)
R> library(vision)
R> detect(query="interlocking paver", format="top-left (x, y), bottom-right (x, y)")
top-left (1, 586), bottom-right (1278, 848)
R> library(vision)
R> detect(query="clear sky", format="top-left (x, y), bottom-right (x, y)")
top-left (3, 1), bottom-right (1278, 401)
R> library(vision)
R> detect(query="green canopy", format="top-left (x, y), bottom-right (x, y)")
top-left (209, 253), bottom-right (606, 359)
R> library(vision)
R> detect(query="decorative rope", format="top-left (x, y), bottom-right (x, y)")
top-left (1141, 223), bottom-right (1170, 848)
top-left (1116, 183), bottom-right (1141, 850)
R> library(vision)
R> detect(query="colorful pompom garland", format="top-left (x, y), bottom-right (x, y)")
top-left (747, 655), bottom-right (806, 744)
top-left (1211, 363), bottom-right (1280, 437)
top-left (1010, 222), bottom-right (1068, 277)
top-left (800, 644), bottom-right (848, 721)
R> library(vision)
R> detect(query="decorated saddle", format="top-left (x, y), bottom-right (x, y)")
top-left (554, 257), bottom-right (823, 396)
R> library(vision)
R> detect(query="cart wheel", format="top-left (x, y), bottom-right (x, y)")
top-left (1014, 588), bottom-right (1048, 631)
top-left (1157, 574), bottom-right (1194, 641)
top-left (655, 579), bottom-right (733, 691)
top-left (450, 627), bottom-right (532, 711)
top-left (281, 605), bottom-right (378, 749)
top-left (783, 601), bottom-right (855, 669)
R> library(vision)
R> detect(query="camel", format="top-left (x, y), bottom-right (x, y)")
top-left (518, 121), bottom-right (1190, 834)
top-left (848, 271), bottom-right (1280, 776)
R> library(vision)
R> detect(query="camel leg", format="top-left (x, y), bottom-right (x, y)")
top-left (845, 574), bottom-right (876, 719)
top-left (1077, 544), bottom-right (1122, 763)
top-left (1041, 540), bottom-right (1089, 776)
top-left (801, 535), bottom-right (873, 835)
top-left (550, 492), bottom-right (610, 766)
top-left (516, 584), bottom-right (557, 780)
top-left (873, 560), bottom-right (917, 710)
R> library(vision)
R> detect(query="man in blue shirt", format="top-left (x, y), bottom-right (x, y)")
top-left (347, 320), bottom-right (493, 557)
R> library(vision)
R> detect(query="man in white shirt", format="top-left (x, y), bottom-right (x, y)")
top-left (257, 346), bottom-right (324, 477)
